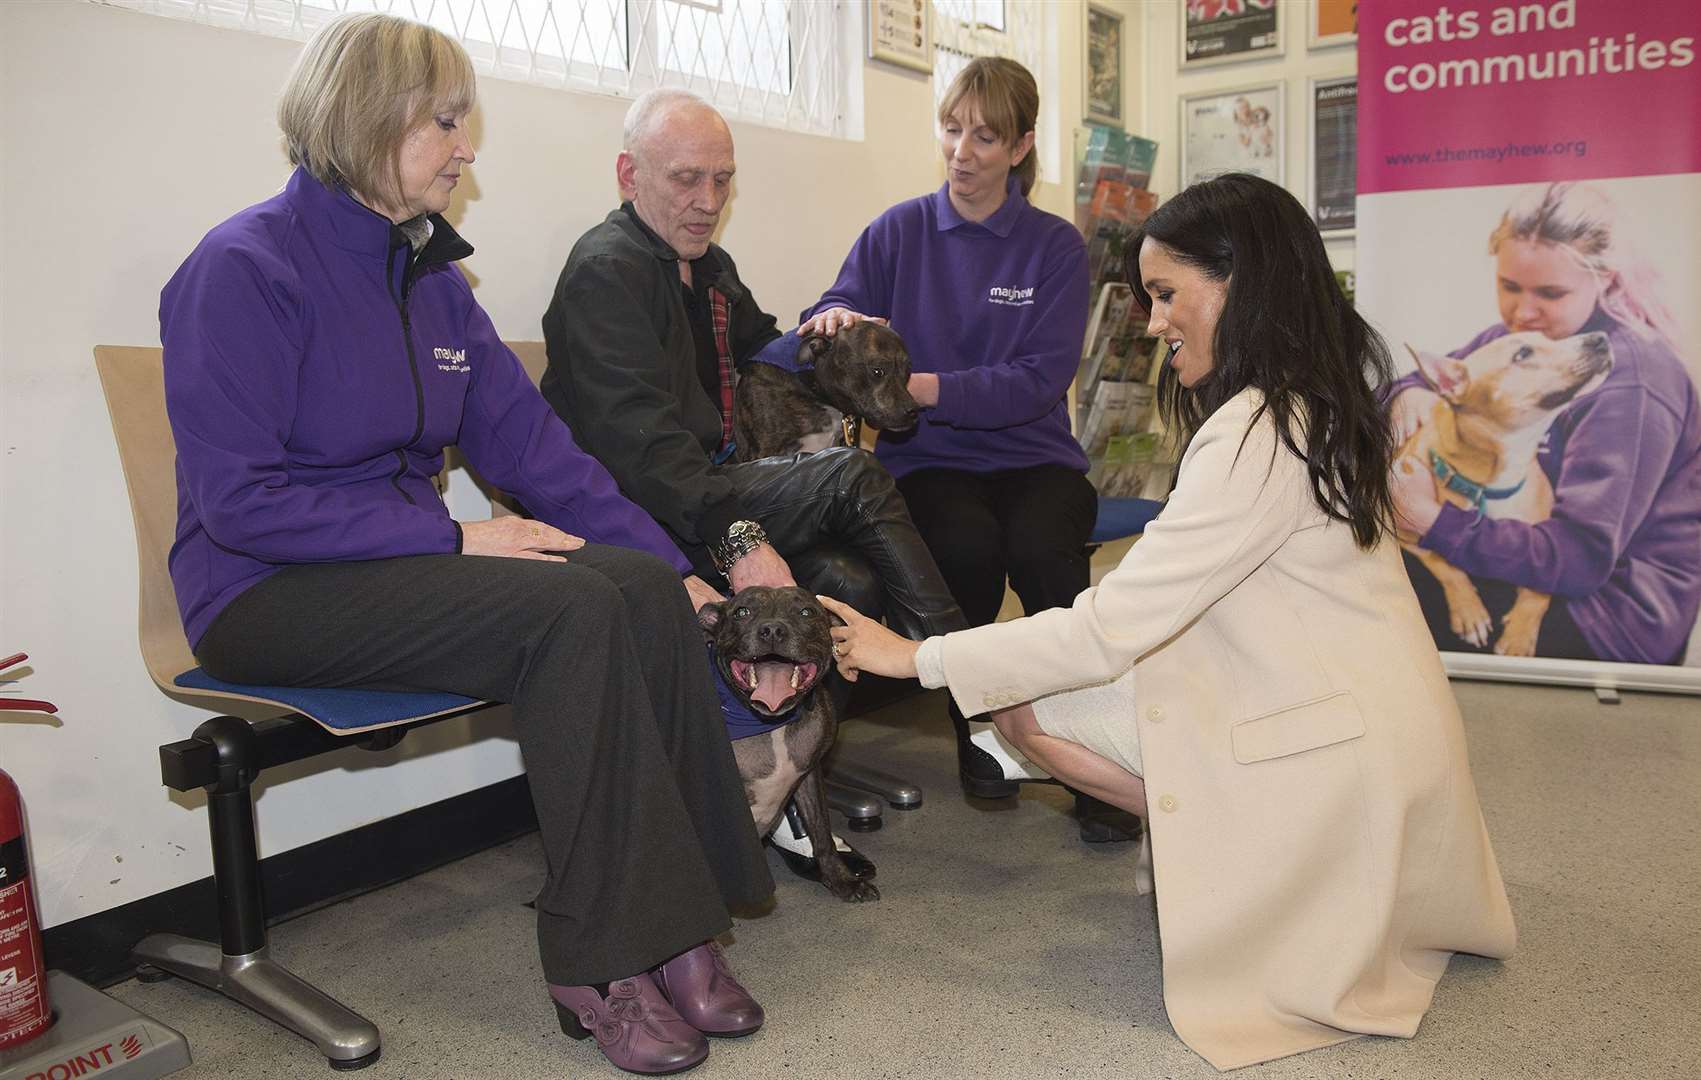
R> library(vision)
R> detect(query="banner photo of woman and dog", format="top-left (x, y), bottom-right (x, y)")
top-left (1357, 0), bottom-right (1701, 688)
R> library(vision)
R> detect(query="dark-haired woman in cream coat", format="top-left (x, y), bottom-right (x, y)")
top-left (821, 174), bottom-right (1516, 1070)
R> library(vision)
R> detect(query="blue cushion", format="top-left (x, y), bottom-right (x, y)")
top-left (174, 668), bottom-right (481, 732)
top-left (1091, 497), bottom-right (1165, 544)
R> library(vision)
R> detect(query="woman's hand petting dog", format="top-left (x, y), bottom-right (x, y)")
top-left (460, 517), bottom-right (584, 561)
top-left (683, 575), bottom-right (725, 612)
top-left (816, 595), bottom-right (922, 682)
top-left (797, 307), bottom-right (888, 338)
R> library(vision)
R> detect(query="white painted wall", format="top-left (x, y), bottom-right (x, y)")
top-left (1136, 0), bottom-right (1357, 270)
top-left (0, 0), bottom-right (1143, 929)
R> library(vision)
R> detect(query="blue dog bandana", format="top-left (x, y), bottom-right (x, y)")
top-left (746, 332), bottom-right (810, 373)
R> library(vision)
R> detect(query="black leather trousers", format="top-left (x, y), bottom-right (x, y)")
top-left (717, 447), bottom-right (968, 644)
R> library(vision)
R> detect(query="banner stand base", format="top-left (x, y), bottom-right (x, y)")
top-left (0, 971), bottom-right (190, 1080)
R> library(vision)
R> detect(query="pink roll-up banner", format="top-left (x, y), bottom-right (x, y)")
top-left (1357, 0), bottom-right (1701, 692)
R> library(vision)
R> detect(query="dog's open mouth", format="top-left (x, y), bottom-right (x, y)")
top-left (728, 655), bottom-right (823, 714)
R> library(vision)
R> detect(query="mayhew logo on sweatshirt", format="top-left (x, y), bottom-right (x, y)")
top-left (433, 346), bottom-right (470, 374)
top-left (987, 284), bottom-right (1035, 307)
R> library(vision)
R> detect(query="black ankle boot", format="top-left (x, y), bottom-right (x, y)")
top-left (1073, 791), bottom-right (1143, 844)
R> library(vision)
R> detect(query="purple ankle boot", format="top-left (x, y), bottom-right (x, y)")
top-left (653, 941), bottom-right (765, 1038)
top-left (550, 973), bottom-right (709, 1075)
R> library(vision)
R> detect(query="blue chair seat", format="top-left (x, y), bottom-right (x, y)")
top-left (1090, 497), bottom-right (1165, 545)
top-left (175, 668), bottom-right (481, 733)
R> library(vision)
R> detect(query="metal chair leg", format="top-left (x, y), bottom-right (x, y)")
top-left (825, 757), bottom-right (924, 810)
top-left (823, 780), bottom-right (883, 831)
top-left (133, 716), bottom-right (381, 1070)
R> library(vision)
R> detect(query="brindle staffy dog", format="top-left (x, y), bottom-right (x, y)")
top-left (699, 586), bottom-right (879, 903)
top-left (732, 322), bottom-right (920, 463)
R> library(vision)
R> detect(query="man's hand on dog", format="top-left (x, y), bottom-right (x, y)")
top-left (817, 595), bottom-right (921, 682)
top-left (728, 543), bottom-right (796, 592)
top-left (683, 575), bottom-right (725, 611)
top-left (460, 518), bottom-right (584, 561)
top-left (797, 307), bottom-right (887, 338)
top-left (1391, 452), bottom-right (1444, 536)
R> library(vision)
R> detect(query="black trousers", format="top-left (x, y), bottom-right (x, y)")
top-left (195, 544), bottom-right (773, 987)
top-left (720, 447), bottom-right (968, 639)
top-left (896, 464), bottom-right (1098, 629)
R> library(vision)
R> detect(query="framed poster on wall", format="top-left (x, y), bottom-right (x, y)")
top-left (1180, 82), bottom-right (1284, 188)
top-left (1308, 0), bottom-right (1358, 50)
top-left (1084, 3), bottom-right (1125, 128)
top-left (1181, 0), bottom-right (1282, 69)
top-left (867, 0), bottom-right (932, 74)
top-left (1309, 76), bottom-right (1357, 234)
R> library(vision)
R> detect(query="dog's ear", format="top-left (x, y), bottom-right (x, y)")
top-left (824, 608), bottom-right (847, 629)
top-left (799, 333), bottom-right (834, 363)
top-left (697, 601), bottom-right (725, 633)
top-left (1410, 345), bottom-right (1470, 402)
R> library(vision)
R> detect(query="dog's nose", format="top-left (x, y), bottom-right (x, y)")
top-left (757, 621), bottom-right (789, 643)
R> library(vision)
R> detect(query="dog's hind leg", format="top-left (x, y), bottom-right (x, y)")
top-left (1494, 589), bottom-right (1552, 657)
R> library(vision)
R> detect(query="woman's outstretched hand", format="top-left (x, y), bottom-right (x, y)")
top-left (816, 595), bottom-right (922, 682)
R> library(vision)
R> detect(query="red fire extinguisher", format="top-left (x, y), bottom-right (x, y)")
top-left (1, 651), bottom-right (56, 1050)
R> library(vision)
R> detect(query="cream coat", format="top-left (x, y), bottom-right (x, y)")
top-left (935, 391), bottom-right (1517, 1070)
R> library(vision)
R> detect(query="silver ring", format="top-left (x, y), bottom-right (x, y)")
top-left (831, 642), bottom-right (842, 658)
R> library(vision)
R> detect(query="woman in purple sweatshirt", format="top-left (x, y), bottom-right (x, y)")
top-left (1388, 181), bottom-right (1700, 665)
top-left (797, 58), bottom-right (1132, 835)
top-left (161, 15), bottom-right (770, 1075)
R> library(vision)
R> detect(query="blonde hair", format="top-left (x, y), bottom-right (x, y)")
top-left (278, 13), bottom-right (476, 214)
top-left (1489, 181), bottom-right (1679, 347)
top-left (937, 57), bottom-right (1039, 196)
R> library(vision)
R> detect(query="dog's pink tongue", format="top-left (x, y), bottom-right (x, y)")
top-left (751, 661), bottom-right (795, 711)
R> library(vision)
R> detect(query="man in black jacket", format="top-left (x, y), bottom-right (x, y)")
top-left (540, 90), bottom-right (973, 882)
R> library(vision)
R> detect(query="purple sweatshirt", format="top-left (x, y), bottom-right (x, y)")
top-left (162, 167), bottom-right (689, 650)
top-left (1390, 310), bottom-right (1701, 664)
top-left (802, 178), bottom-right (1090, 478)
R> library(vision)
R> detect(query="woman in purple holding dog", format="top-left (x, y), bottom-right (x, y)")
top-left (1389, 181), bottom-right (1701, 665)
top-left (796, 58), bottom-right (1128, 836)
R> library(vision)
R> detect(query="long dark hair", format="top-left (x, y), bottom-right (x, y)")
top-left (1128, 174), bottom-right (1395, 549)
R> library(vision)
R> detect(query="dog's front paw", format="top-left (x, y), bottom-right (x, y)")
top-left (1493, 619), bottom-right (1541, 657)
top-left (825, 877), bottom-right (881, 903)
top-left (820, 862), bottom-right (881, 903)
top-left (1444, 590), bottom-right (1494, 649)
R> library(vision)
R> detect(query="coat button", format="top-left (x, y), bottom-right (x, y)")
top-left (1158, 794), bottom-right (1178, 813)
top-left (983, 695), bottom-right (996, 708)
top-left (1147, 706), bottom-right (1164, 722)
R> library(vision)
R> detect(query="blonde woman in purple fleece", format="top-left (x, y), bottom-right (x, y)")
top-left (798, 58), bottom-right (1130, 839)
top-left (1387, 182), bottom-right (1701, 665)
top-left (162, 15), bottom-right (772, 1074)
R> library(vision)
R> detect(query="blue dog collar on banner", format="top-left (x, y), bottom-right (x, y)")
top-left (709, 645), bottom-right (801, 740)
top-left (1428, 448), bottom-right (1526, 517)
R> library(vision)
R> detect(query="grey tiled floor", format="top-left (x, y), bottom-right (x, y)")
top-left (107, 673), bottom-right (1701, 1080)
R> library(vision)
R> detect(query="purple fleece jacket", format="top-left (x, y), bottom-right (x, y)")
top-left (1390, 309), bottom-right (1701, 664)
top-left (801, 178), bottom-right (1090, 478)
top-left (162, 167), bottom-right (689, 650)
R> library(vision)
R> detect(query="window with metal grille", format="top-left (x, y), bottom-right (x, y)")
top-left (931, 0), bottom-right (1058, 182)
top-left (95, 0), bottom-right (851, 138)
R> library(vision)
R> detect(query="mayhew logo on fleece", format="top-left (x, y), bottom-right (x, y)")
top-left (987, 284), bottom-right (1035, 307)
top-left (434, 346), bottom-right (470, 373)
